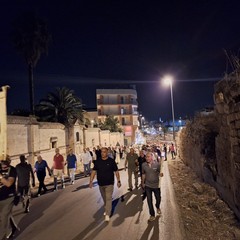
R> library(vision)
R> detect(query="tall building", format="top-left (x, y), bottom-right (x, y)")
top-left (96, 89), bottom-right (139, 145)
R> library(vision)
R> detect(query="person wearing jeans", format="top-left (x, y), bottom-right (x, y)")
top-left (80, 148), bottom-right (91, 177)
top-left (66, 148), bottom-right (77, 184)
top-left (141, 152), bottom-right (163, 222)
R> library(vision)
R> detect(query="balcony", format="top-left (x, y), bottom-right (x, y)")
top-left (97, 99), bottom-right (138, 105)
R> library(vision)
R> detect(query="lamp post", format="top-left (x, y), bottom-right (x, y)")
top-left (163, 75), bottom-right (175, 141)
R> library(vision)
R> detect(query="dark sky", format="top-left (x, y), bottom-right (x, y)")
top-left (1, 0), bottom-right (240, 121)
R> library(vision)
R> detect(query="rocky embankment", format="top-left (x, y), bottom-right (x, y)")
top-left (168, 158), bottom-right (240, 240)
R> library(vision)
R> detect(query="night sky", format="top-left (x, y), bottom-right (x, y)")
top-left (1, 1), bottom-right (240, 121)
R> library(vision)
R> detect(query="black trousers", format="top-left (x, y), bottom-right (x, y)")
top-left (37, 173), bottom-right (47, 194)
top-left (145, 186), bottom-right (161, 217)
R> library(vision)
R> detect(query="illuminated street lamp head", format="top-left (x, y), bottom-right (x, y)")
top-left (162, 75), bottom-right (174, 86)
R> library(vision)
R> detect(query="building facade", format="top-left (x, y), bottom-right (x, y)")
top-left (6, 116), bottom-right (124, 168)
top-left (96, 89), bottom-right (139, 145)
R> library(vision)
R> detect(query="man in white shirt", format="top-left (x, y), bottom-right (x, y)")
top-left (80, 148), bottom-right (92, 177)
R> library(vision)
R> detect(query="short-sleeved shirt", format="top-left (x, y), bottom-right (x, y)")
top-left (66, 154), bottom-right (77, 168)
top-left (126, 153), bottom-right (138, 170)
top-left (16, 162), bottom-right (33, 187)
top-left (93, 157), bottom-right (118, 186)
top-left (0, 166), bottom-right (17, 200)
top-left (53, 154), bottom-right (64, 169)
top-left (142, 161), bottom-right (160, 188)
top-left (35, 160), bottom-right (48, 176)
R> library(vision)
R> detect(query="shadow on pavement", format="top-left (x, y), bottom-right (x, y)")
top-left (72, 181), bottom-right (98, 192)
top-left (139, 215), bottom-right (160, 240)
top-left (13, 191), bottom-right (60, 239)
top-left (72, 206), bottom-right (108, 240)
top-left (112, 189), bottom-right (144, 226)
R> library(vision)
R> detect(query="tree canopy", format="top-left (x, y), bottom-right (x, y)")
top-left (99, 115), bottom-right (122, 133)
top-left (35, 87), bottom-right (84, 127)
top-left (12, 11), bottom-right (51, 114)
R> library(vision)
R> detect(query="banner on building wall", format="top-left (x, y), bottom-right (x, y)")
top-left (0, 85), bottom-right (9, 160)
top-left (124, 126), bottom-right (132, 137)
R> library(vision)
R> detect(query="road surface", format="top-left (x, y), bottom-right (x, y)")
top-left (12, 160), bottom-right (184, 240)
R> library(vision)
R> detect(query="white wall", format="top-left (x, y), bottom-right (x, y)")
top-left (7, 116), bottom-right (125, 167)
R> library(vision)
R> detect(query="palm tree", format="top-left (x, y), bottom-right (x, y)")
top-left (100, 115), bottom-right (123, 132)
top-left (12, 12), bottom-right (51, 115)
top-left (35, 87), bottom-right (84, 127)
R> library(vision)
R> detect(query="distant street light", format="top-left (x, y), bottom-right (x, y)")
top-left (162, 75), bottom-right (175, 141)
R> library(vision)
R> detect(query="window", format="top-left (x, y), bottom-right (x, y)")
top-left (76, 132), bottom-right (80, 142)
top-left (50, 137), bottom-right (58, 149)
top-left (120, 96), bottom-right (124, 104)
top-left (52, 141), bottom-right (57, 149)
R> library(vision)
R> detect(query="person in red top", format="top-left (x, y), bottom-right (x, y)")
top-left (52, 148), bottom-right (65, 191)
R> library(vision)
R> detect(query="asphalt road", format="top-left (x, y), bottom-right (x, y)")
top-left (12, 160), bottom-right (184, 240)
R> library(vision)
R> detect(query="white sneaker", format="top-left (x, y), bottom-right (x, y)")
top-left (105, 215), bottom-right (110, 222)
top-left (37, 194), bottom-right (41, 197)
top-left (103, 212), bottom-right (106, 216)
top-left (72, 181), bottom-right (75, 185)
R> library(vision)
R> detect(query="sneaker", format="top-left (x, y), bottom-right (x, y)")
top-left (72, 181), bottom-right (75, 185)
top-left (148, 216), bottom-right (155, 222)
top-left (37, 194), bottom-right (41, 197)
top-left (157, 208), bottom-right (161, 215)
top-left (103, 212), bottom-right (106, 216)
top-left (6, 225), bottom-right (20, 239)
top-left (105, 215), bottom-right (110, 222)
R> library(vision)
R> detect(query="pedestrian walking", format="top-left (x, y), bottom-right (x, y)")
top-left (125, 148), bottom-right (139, 191)
top-left (141, 152), bottom-right (163, 222)
top-left (16, 155), bottom-right (35, 213)
top-left (52, 148), bottom-right (65, 191)
top-left (95, 146), bottom-right (101, 160)
top-left (80, 148), bottom-right (92, 177)
top-left (0, 159), bottom-right (20, 239)
top-left (89, 147), bottom-right (121, 222)
top-left (34, 155), bottom-right (52, 196)
top-left (66, 148), bottom-right (77, 184)
top-left (163, 143), bottom-right (167, 161)
top-left (170, 143), bottom-right (176, 159)
top-left (138, 150), bottom-right (146, 200)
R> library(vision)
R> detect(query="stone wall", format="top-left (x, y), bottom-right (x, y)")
top-left (7, 116), bottom-right (124, 169)
top-left (178, 73), bottom-right (240, 220)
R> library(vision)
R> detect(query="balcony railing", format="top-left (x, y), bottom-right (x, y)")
top-left (97, 99), bottom-right (138, 105)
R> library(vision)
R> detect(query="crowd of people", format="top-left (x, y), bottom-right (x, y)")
top-left (0, 142), bottom-right (176, 239)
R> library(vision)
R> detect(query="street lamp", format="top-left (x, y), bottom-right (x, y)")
top-left (162, 75), bottom-right (175, 141)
